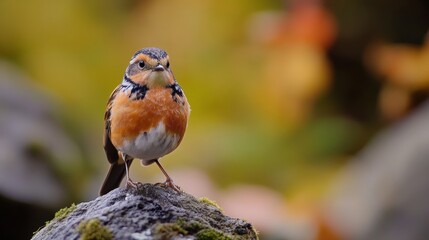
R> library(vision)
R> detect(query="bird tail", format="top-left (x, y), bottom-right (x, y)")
top-left (99, 160), bottom-right (133, 196)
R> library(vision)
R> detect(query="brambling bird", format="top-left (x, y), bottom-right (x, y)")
top-left (100, 47), bottom-right (190, 195)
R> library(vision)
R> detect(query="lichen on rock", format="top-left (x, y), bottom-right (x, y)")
top-left (32, 183), bottom-right (258, 240)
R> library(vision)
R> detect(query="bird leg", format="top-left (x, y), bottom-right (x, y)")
top-left (122, 153), bottom-right (138, 189)
top-left (154, 159), bottom-right (181, 192)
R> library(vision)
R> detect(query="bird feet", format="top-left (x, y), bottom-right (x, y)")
top-left (125, 179), bottom-right (139, 189)
top-left (156, 178), bottom-right (181, 192)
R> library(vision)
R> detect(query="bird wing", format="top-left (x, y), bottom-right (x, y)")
top-left (103, 85), bottom-right (121, 164)
top-left (100, 85), bottom-right (126, 195)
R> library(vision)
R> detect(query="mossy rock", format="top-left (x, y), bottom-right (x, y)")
top-left (78, 218), bottom-right (113, 240)
top-left (33, 203), bottom-right (77, 235)
top-left (32, 183), bottom-right (258, 240)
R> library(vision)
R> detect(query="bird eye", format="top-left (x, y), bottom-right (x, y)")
top-left (138, 61), bottom-right (145, 69)
top-left (166, 61), bottom-right (170, 68)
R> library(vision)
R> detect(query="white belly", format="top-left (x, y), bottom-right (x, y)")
top-left (119, 122), bottom-right (180, 164)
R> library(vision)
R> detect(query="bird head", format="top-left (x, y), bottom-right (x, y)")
top-left (125, 48), bottom-right (175, 88)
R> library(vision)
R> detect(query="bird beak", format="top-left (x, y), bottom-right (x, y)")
top-left (153, 64), bottom-right (165, 72)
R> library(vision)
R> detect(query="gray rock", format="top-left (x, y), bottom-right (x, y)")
top-left (325, 100), bottom-right (429, 240)
top-left (32, 183), bottom-right (258, 240)
top-left (0, 61), bottom-right (83, 207)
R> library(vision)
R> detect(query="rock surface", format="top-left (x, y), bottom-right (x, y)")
top-left (325, 101), bottom-right (429, 240)
top-left (32, 183), bottom-right (258, 240)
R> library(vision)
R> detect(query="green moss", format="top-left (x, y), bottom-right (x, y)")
top-left (176, 219), bottom-right (233, 240)
top-left (154, 219), bottom-right (257, 240)
top-left (198, 197), bottom-right (223, 212)
top-left (77, 218), bottom-right (112, 240)
top-left (153, 220), bottom-right (233, 240)
top-left (195, 229), bottom-right (232, 240)
top-left (153, 222), bottom-right (188, 239)
top-left (33, 203), bottom-right (77, 235)
top-left (54, 203), bottom-right (76, 221)
top-left (177, 219), bottom-right (204, 233)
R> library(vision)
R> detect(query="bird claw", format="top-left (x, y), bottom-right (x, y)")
top-left (126, 180), bottom-right (138, 189)
top-left (156, 179), bottom-right (181, 192)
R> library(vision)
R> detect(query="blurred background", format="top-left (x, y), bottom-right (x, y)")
top-left (1, 0), bottom-right (429, 239)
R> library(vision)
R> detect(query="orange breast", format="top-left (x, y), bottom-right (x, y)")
top-left (109, 87), bottom-right (190, 148)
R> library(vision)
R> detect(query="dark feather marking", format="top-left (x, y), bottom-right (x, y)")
top-left (167, 83), bottom-right (183, 103)
top-left (130, 85), bottom-right (148, 100)
top-left (123, 75), bottom-right (148, 101)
